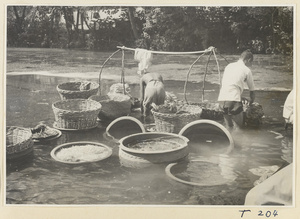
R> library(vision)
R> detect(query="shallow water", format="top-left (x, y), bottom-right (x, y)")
top-left (5, 74), bottom-right (293, 205)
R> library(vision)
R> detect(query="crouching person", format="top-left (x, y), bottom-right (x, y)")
top-left (140, 72), bottom-right (166, 117)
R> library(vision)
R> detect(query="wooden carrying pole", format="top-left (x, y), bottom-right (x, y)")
top-left (116, 46), bottom-right (211, 55)
top-left (99, 46), bottom-right (224, 102)
top-left (98, 49), bottom-right (121, 95)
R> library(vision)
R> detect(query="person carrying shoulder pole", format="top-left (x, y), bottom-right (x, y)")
top-left (218, 49), bottom-right (255, 130)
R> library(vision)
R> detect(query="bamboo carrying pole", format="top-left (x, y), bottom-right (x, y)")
top-left (212, 49), bottom-right (222, 87)
top-left (121, 49), bottom-right (126, 94)
top-left (183, 52), bottom-right (208, 103)
top-left (116, 46), bottom-right (211, 55)
top-left (98, 49), bottom-right (121, 95)
top-left (201, 51), bottom-right (213, 102)
top-left (99, 46), bottom-right (226, 103)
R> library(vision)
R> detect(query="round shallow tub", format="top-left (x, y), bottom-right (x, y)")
top-left (119, 132), bottom-right (189, 167)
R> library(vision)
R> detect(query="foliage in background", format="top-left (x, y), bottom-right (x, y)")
top-left (6, 6), bottom-right (293, 55)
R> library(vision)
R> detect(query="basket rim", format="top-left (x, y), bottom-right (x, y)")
top-left (151, 106), bottom-right (202, 118)
top-left (89, 94), bottom-right (131, 102)
top-left (119, 132), bottom-right (189, 154)
top-left (56, 81), bottom-right (99, 92)
top-left (52, 99), bottom-right (102, 112)
top-left (57, 81), bottom-right (99, 86)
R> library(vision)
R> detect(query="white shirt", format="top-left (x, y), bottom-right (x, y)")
top-left (283, 89), bottom-right (294, 124)
top-left (218, 60), bottom-right (255, 102)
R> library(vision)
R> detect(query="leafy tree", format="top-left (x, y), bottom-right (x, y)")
top-left (7, 6), bottom-right (32, 47)
top-left (6, 6), bottom-right (293, 54)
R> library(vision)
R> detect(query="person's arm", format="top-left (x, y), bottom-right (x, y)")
top-left (140, 78), bottom-right (145, 101)
top-left (140, 78), bottom-right (145, 113)
top-left (246, 70), bottom-right (255, 104)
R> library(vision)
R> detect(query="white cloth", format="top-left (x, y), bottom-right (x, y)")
top-left (283, 89), bottom-right (294, 124)
top-left (108, 83), bottom-right (131, 95)
top-left (218, 60), bottom-right (255, 102)
top-left (134, 48), bottom-right (153, 75)
top-left (244, 164), bottom-right (293, 205)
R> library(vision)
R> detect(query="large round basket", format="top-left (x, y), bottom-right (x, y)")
top-left (6, 126), bottom-right (33, 160)
top-left (51, 141), bottom-right (112, 164)
top-left (89, 94), bottom-right (131, 120)
top-left (151, 105), bottom-right (202, 133)
top-left (191, 102), bottom-right (224, 121)
top-left (57, 81), bottom-right (99, 100)
top-left (119, 132), bottom-right (189, 168)
top-left (52, 99), bottom-right (102, 130)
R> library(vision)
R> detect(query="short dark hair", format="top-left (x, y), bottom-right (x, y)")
top-left (240, 49), bottom-right (253, 62)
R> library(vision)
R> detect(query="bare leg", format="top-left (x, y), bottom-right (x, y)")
top-left (232, 112), bottom-right (244, 128)
top-left (223, 114), bottom-right (234, 130)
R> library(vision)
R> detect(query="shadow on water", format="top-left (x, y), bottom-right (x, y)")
top-left (5, 74), bottom-right (293, 205)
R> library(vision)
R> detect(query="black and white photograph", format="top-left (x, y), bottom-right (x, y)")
top-left (2, 3), bottom-right (298, 218)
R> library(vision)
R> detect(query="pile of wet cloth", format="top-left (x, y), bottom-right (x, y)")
top-left (249, 165), bottom-right (280, 186)
top-left (108, 83), bottom-right (140, 108)
top-left (243, 100), bottom-right (264, 127)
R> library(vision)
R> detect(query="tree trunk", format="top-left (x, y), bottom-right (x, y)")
top-left (127, 7), bottom-right (139, 40)
top-left (76, 8), bottom-right (80, 30)
top-left (271, 8), bottom-right (277, 52)
top-left (62, 6), bottom-right (74, 46)
top-left (13, 6), bottom-right (26, 34)
top-left (81, 12), bottom-right (86, 45)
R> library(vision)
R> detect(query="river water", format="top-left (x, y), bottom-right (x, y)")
top-left (5, 73), bottom-right (293, 205)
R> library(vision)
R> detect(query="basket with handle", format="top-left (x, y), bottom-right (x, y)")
top-left (151, 48), bottom-right (223, 133)
top-left (6, 126), bottom-right (34, 159)
top-left (56, 81), bottom-right (99, 100)
top-left (89, 94), bottom-right (131, 120)
top-left (191, 102), bottom-right (223, 121)
top-left (184, 47), bottom-right (224, 121)
top-left (151, 104), bottom-right (202, 133)
top-left (52, 99), bottom-right (102, 130)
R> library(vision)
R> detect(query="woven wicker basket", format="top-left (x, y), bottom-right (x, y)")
top-left (52, 99), bottom-right (102, 130)
top-left (191, 102), bottom-right (224, 121)
top-left (6, 126), bottom-right (33, 159)
top-left (151, 105), bottom-right (202, 133)
top-left (89, 94), bottom-right (131, 120)
top-left (57, 81), bottom-right (99, 100)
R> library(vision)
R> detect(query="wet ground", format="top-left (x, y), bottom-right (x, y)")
top-left (5, 48), bottom-right (294, 205)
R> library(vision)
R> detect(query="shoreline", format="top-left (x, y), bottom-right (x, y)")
top-left (6, 71), bottom-right (292, 92)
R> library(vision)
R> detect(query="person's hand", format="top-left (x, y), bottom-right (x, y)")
top-left (242, 97), bottom-right (249, 106)
top-left (151, 103), bottom-right (158, 111)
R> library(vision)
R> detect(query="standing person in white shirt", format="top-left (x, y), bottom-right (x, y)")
top-left (218, 49), bottom-right (256, 129)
